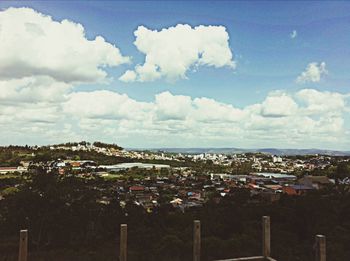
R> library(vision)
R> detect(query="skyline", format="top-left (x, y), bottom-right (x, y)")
top-left (0, 1), bottom-right (350, 149)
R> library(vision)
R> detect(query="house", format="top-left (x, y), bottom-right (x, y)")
top-left (263, 184), bottom-right (283, 192)
top-left (260, 191), bottom-right (281, 202)
top-left (298, 176), bottom-right (332, 190)
top-left (0, 167), bottom-right (18, 174)
top-left (129, 185), bottom-right (145, 193)
top-left (283, 184), bottom-right (315, 195)
top-left (0, 166), bottom-right (27, 174)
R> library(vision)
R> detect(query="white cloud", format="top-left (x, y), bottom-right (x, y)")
top-left (0, 7), bottom-right (349, 149)
top-left (118, 70), bottom-right (137, 82)
top-left (0, 7), bottom-right (130, 83)
top-left (0, 7), bottom-right (132, 145)
top-left (0, 76), bottom-right (71, 104)
top-left (119, 24), bottom-right (235, 82)
top-left (260, 93), bottom-right (298, 117)
top-left (192, 97), bottom-right (244, 123)
top-left (296, 89), bottom-right (346, 116)
top-left (60, 89), bottom-right (350, 148)
top-left (290, 30), bottom-right (297, 39)
top-left (0, 85), bottom-right (348, 148)
top-left (63, 90), bottom-right (152, 120)
top-left (296, 62), bottom-right (328, 84)
top-left (154, 92), bottom-right (193, 120)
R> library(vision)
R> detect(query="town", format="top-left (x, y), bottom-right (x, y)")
top-left (1, 141), bottom-right (349, 213)
top-left (1, 142), bottom-right (350, 261)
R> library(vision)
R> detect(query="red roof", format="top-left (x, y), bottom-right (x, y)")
top-left (0, 167), bottom-right (17, 170)
top-left (129, 186), bottom-right (145, 191)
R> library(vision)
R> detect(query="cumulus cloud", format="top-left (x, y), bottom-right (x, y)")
top-left (0, 76), bottom-right (71, 105)
top-left (260, 93), bottom-right (298, 117)
top-left (154, 92), bottom-right (193, 121)
top-left (296, 89), bottom-right (346, 115)
top-left (0, 7), bottom-right (132, 145)
top-left (192, 97), bottom-right (244, 123)
top-left (0, 7), bottom-right (349, 149)
top-left (60, 89), bottom-right (350, 148)
top-left (1, 83), bottom-right (349, 147)
top-left (290, 30), bottom-right (297, 39)
top-left (296, 62), bottom-right (328, 84)
top-left (119, 70), bottom-right (137, 82)
top-left (119, 24), bottom-right (235, 82)
top-left (0, 7), bottom-right (130, 83)
top-left (63, 90), bottom-right (152, 120)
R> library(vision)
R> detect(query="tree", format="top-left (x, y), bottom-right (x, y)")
top-left (334, 162), bottom-right (350, 184)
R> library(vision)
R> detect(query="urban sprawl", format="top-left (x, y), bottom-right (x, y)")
top-left (1, 142), bottom-right (349, 212)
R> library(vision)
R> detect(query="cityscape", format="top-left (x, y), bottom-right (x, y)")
top-left (2, 141), bottom-right (349, 211)
top-left (1, 1), bottom-right (350, 261)
top-left (1, 141), bottom-right (350, 260)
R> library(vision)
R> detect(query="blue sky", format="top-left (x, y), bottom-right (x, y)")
top-left (0, 1), bottom-right (349, 149)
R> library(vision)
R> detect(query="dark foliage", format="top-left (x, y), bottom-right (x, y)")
top-left (0, 170), bottom-right (350, 261)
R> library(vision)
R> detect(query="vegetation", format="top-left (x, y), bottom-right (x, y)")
top-left (93, 141), bottom-right (123, 150)
top-left (31, 148), bottom-right (128, 165)
top-left (1, 146), bottom-right (350, 260)
top-left (0, 146), bottom-right (33, 167)
top-left (0, 169), bottom-right (350, 261)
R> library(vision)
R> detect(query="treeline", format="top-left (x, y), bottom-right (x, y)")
top-left (0, 145), bottom-right (127, 166)
top-left (0, 145), bottom-right (235, 173)
top-left (48, 141), bottom-right (123, 150)
top-left (32, 148), bottom-right (128, 165)
top-left (93, 141), bottom-right (123, 150)
top-left (292, 162), bottom-right (350, 181)
top-left (0, 170), bottom-right (350, 260)
top-left (0, 147), bottom-right (33, 167)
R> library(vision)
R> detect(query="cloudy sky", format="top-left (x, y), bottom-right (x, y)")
top-left (0, 1), bottom-right (350, 149)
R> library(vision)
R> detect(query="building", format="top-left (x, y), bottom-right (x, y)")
top-left (272, 156), bottom-right (283, 163)
top-left (283, 184), bottom-right (315, 195)
top-left (0, 166), bottom-right (27, 174)
top-left (298, 176), bottom-right (332, 190)
top-left (99, 162), bottom-right (170, 172)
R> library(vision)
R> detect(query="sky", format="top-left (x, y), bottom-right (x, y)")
top-left (0, 1), bottom-right (350, 149)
